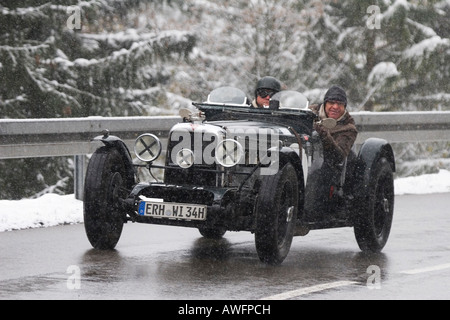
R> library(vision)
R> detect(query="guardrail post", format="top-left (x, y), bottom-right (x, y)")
top-left (74, 155), bottom-right (85, 201)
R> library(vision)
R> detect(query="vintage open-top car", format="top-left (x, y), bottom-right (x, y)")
top-left (83, 87), bottom-right (395, 265)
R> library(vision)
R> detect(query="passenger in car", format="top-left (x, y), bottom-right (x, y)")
top-left (309, 85), bottom-right (358, 166)
top-left (305, 86), bottom-right (359, 215)
top-left (251, 76), bottom-right (282, 108)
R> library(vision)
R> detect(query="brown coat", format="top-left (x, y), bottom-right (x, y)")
top-left (309, 104), bottom-right (358, 165)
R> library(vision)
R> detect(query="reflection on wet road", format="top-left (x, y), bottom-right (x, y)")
top-left (0, 194), bottom-right (449, 300)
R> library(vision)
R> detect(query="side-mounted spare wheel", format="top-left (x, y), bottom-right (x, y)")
top-left (84, 146), bottom-right (133, 250)
top-left (255, 162), bottom-right (299, 265)
top-left (353, 157), bottom-right (394, 252)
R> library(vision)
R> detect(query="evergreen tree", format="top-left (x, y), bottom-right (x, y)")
top-left (143, 0), bottom-right (308, 96)
top-left (0, 0), bottom-right (448, 199)
top-left (0, 0), bottom-right (196, 118)
top-left (298, 0), bottom-right (449, 111)
top-left (0, 0), bottom-right (196, 199)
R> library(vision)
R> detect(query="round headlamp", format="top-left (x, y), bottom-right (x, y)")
top-left (215, 139), bottom-right (243, 167)
top-left (175, 149), bottom-right (195, 169)
top-left (134, 133), bottom-right (162, 162)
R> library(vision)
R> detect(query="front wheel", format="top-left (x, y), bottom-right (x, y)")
top-left (84, 147), bottom-right (132, 250)
top-left (353, 157), bottom-right (394, 252)
top-left (255, 163), bottom-right (299, 265)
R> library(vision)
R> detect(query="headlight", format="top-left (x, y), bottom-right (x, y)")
top-left (134, 133), bottom-right (162, 162)
top-left (215, 139), bottom-right (243, 167)
top-left (175, 148), bottom-right (195, 168)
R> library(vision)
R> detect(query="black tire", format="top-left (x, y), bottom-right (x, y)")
top-left (255, 163), bottom-right (299, 265)
top-left (198, 227), bottom-right (227, 239)
top-left (354, 157), bottom-right (394, 252)
top-left (84, 147), bottom-right (131, 250)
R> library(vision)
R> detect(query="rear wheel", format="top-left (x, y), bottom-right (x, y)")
top-left (255, 163), bottom-right (299, 265)
top-left (354, 157), bottom-right (394, 252)
top-left (84, 147), bottom-right (132, 249)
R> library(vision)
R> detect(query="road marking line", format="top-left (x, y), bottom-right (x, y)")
top-left (261, 263), bottom-right (450, 300)
top-left (261, 280), bottom-right (358, 300)
top-left (400, 263), bottom-right (450, 275)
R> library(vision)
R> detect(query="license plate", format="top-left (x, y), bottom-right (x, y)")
top-left (138, 200), bottom-right (207, 221)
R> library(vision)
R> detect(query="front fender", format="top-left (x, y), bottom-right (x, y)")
top-left (278, 147), bottom-right (305, 190)
top-left (92, 134), bottom-right (136, 186)
top-left (277, 147), bottom-right (306, 211)
top-left (353, 138), bottom-right (395, 197)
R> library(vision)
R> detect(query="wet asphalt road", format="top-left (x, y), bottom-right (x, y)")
top-left (0, 193), bottom-right (449, 300)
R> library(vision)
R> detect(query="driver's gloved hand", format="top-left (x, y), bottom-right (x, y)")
top-left (314, 123), bottom-right (330, 138)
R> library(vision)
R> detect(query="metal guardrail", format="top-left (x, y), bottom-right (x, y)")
top-left (353, 111), bottom-right (450, 144)
top-left (1, 111), bottom-right (450, 199)
top-left (0, 116), bottom-right (180, 159)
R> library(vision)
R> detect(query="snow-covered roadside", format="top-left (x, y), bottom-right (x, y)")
top-left (0, 193), bottom-right (83, 232)
top-left (1, 170), bottom-right (449, 232)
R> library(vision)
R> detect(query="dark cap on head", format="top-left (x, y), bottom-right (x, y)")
top-left (324, 85), bottom-right (347, 107)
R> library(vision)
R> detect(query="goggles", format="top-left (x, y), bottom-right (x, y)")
top-left (256, 88), bottom-right (277, 98)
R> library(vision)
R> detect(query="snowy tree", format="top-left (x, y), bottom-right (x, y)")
top-left (394, 0), bottom-right (450, 111)
top-left (134, 0), bottom-right (310, 98)
top-left (0, 0), bottom-right (196, 199)
top-left (4, 0), bottom-right (446, 117)
top-left (297, 0), bottom-right (449, 111)
top-left (0, 0), bottom-right (449, 199)
top-left (0, 0), bottom-right (196, 118)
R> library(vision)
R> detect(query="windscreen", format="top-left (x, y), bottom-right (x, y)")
top-left (206, 87), bottom-right (248, 106)
top-left (270, 90), bottom-right (309, 110)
